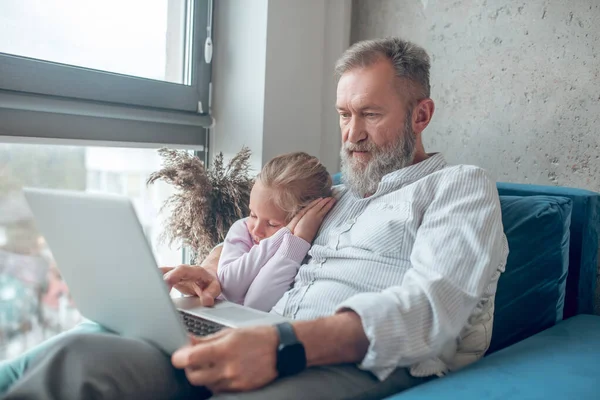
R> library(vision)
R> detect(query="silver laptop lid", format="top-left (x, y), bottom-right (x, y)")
top-left (23, 188), bottom-right (189, 353)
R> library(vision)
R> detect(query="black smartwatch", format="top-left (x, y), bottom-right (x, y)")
top-left (275, 322), bottom-right (306, 377)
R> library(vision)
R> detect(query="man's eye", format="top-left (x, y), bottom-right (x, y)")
top-left (339, 113), bottom-right (350, 118)
top-left (365, 113), bottom-right (379, 118)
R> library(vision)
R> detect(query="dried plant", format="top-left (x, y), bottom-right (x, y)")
top-left (147, 147), bottom-right (253, 263)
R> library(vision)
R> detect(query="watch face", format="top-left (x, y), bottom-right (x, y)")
top-left (277, 343), bottom-right (306, 376)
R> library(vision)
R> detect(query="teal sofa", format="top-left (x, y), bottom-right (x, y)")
top-left (389, 182), bottom-right (600, 399)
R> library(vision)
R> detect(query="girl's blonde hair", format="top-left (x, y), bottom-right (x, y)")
top-left (257, 152), bottom-right (332, 221)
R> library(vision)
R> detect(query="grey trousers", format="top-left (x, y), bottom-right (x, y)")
top-left (3, 333), bottom-right (430, 400)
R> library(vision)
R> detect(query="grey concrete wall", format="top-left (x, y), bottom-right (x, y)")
top-left (352, 0), bottom-right (600, 313)
top-left (352, 0), bottom-right (599, 191)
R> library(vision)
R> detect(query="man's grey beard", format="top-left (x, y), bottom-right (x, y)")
top-left (340, 117), bottom-right (416, 197)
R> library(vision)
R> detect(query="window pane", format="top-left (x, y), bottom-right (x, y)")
top-left (0, 143), bottom-right (186, 359)
top-left (0, 0), bottom-right (187, 84)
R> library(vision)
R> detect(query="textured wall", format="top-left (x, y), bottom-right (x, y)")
top-left (352, 0), bottom-right (599, 191)
top-left (352, 0), bottom-right (600, 313)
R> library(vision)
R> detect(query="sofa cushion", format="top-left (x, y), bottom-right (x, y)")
top-left (386, 314), bottom-right (600, 400)
top-left (497, 182), bottom-right (600, 318)
top-left (489, 195), bottom-right (572, 353)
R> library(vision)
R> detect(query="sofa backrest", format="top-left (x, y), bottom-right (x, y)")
top-left (497, 182), bottom-right (600, 318)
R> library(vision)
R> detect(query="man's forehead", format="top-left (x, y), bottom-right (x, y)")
top-left (336, 80), bottom-right (393, 109)
top-left (336, 71), bottom-right (413, 109)
top-left (336, 92), bottom-right (380, 109)
top-left (337, 66), bottom-right (401, 94)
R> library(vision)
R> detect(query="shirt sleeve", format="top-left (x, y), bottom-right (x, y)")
top-left (243, 233), bottom-right (310, 312)
top-left (217, 220), bottom-right (308, 306)
top-left (336, 166), bottom-right (508, 380)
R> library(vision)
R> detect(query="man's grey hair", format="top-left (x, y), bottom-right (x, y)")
top-left (334, 37), bottom-right (431, 102)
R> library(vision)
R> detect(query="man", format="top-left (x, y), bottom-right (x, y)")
top-left (4, 37), bottom-right (508, 400)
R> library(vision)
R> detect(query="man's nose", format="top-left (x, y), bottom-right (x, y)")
top-left (346, 116), bottom-right (367, 143)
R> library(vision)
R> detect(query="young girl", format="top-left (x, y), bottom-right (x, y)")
top-left (217, 152), bottom-right (335, 312)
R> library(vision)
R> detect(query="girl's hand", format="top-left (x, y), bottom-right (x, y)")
top-left (292, 197), bottom-right (336, 243)
top-left (286, 198), bottom-right (321, 233)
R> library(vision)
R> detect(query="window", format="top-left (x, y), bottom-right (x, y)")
top-left (0, 0), bottom-right (213, 360)
top-left (0, 0), bottom-right (213, 147)
top-left (1, 0), bottom-right (185, 84)
top-left (0, 0), bottom-right (212, 112)
top-left (0, 143), bottom-right (188, 359)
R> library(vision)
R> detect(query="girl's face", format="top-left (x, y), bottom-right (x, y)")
top-left (246, 180), bottom-right (288, 244)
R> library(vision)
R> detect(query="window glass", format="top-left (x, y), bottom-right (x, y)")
top-left (0, 143), bottom-right (185, 359)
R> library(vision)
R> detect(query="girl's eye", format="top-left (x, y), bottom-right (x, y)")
top-left (268, 223), bottom-right (280, 228)
top-left (250, 214), bottom-right (257, 219)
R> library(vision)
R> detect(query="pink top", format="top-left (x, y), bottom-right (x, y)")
top-left (217, 218), bottom-right (311, 312)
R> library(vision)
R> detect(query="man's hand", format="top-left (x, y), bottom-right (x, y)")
top-left (160, 246), bottom-right (222, 306)
top-left (292, 197), bottom-right (336, 243)
top-left (172, 312), bottom-right (368, 393)
top-left (172, 325), bottom-right (279, 393)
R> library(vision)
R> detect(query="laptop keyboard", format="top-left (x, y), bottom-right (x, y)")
top-left (179, 310), bottom-right (226, 336)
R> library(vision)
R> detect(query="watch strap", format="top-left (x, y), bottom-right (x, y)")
top-left (275, 322), bottom-right (306, 377)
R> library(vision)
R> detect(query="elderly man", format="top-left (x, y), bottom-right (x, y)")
top-left (3, 37), bottom-right (507, 400)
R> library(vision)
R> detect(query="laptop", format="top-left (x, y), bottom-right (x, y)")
top-left (23, 188), bottom-right (288, 354)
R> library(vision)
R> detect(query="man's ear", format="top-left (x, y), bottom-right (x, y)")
top-left (412, 98), bottom-right (435, 134)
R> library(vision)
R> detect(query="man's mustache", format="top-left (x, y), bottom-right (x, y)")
top-left (343, 142), bottom-right (377, 153)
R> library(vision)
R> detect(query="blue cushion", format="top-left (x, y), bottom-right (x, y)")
top-left (332, 172), bottom-right (342, 186)
top-left (489, 195), bottom-right (572, 353)
top-left (497, 182), bottom-right (600, 318)
top-left (386, 314), bottom-right (600, 399)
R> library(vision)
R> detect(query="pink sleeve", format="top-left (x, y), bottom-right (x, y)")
top-left (217, 219), bottom-right (294, 305)
top-left (243, 234), bottom-right (310, 312)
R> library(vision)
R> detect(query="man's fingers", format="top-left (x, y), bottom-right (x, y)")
top-left (200, 292), bottom-right (215, 306)
top-left (172, 341), bottom-right (219, 369)
top-left (185, 366), bottom-right (227, 389)
top-left (190, 283), bottom-right (212, 304)
top-left (206, 279), bottom-right (222, 299)
top-left (159, 266), bottom-right (174, 276)
top-left (195, 275), bottom-right (222, 305)
top-left (189, 329), bottom-right (228, 345)
top-left (164, 265), bottom-right (215, 297)
top-left (163, 265), bottom-right (186, 285)
top-left (164, 265), bottom-right (211, 286)
top-left (176, 336), bottom-right (231, 389)
top-left (160, 267), bottom-right (176, 291)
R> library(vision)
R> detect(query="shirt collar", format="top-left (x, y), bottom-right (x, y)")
top-left (380, 153), bottom-right (447, 186)
top-left (339, 153), bottom-right (448, 199)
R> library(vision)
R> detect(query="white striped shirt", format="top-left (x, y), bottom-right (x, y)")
top-left (271, 153), bottom-right (508, 380)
